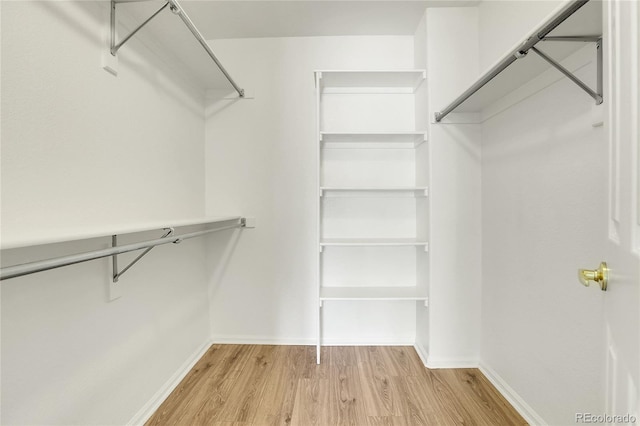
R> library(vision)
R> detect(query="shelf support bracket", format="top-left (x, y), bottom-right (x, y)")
top-left (530, 38), bottom-right (603, 105)
top-left (110, 0), bottom-right (170, 56)
top-left (112, 227), bottom-right (174, 282)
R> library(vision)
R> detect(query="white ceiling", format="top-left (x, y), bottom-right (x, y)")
top-left (177, 1), bottom-right (479, 39)
top-left (117, 0), bottom-right (479, 89)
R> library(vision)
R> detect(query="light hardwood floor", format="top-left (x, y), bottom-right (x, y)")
top-left (146, 345), bottom-right (526, 425)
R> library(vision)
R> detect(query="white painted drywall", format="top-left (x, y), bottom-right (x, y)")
top-left (1, 1), bottom-right (205, 232)
top-left (481, 51), bottom-right (606, 424)
top-left (1, 2), bottom-right (215, 424)
top-left (204, 36), bottom-right (418, 344)
top-left (478, 2), bottom-right (607, 423)
top-left (426, 7), bottom-right (483, 366)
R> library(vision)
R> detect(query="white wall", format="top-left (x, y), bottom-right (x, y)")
top-left (478, 1), bottom-right (606, 423)
top-left (480, 50), bottom-right (606, 424)
top-left (204, 36), bottom-right (416, 344)
top-left (1, 2), bottom-right (214, 424)
top-left (426, 7), bottom-right (483, 367)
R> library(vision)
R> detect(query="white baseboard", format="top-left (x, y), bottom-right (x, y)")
top-left (127, 340), bottom-right (213, 426)
top-left (413, 342), bottom-right (429, 367)
top-left (322, 338), bottom-right (415, 346)
top-left (211, 335), bottom-right (415, 347)
top-left (211, 335), bottom-right (316, 345)
top-left (425, 356), bottom-right (479, 369)
top-left (479, 363), bottom-right (546, 426)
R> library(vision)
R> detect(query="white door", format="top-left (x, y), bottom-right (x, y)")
top-left (601, 0), bottom-right (640, 420)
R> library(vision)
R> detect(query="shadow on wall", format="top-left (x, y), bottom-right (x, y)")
top-left (204, 227), bottom-right (243, 312)
top-left (34, 0), bottom-right (204, 117)
top-left (205, 95), bottom-right (243, 120)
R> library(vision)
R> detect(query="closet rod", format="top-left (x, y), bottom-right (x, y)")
top-left (167, 0), bottom-right (245, 97)
top-left (112, 0), bottom-right (244, 98)
top-left (434, 0), bottom-right (590, 122)
top-left (0, 220), bottom-right (245, 281)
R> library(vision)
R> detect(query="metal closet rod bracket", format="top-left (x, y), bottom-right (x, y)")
top-left (433, 0), bottom-right (598, 123)
top-left (111, 219), bottom-right (248, 283)
top-left (534, 35), bottom-right (603, 105)
top-left (109, 0), bottom-right (245, 98)
top-left (0, 219), bottom-right (246, 281)
top-left (111, 227), bottom-right (174, 282)
top-left (110, 0), bottom-right (169, 57)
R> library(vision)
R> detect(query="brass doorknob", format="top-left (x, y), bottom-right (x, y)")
top-left (578, 262), bottom-right (608, 291)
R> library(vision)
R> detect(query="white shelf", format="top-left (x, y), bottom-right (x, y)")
top-left (320, 132), bottom-right (427, 148)
top-left (436, 0), bottom-right (601, 116)
top-left (316, 70), bottom-right (426, 93)
top-left (1, 216), bottom-right (242, 250)
top-left (320, 286), bottom-right (428, 301)
top-left (321, 238), bottom-right (428, 248)
top-left (320, 187), bottom-right (428, 196)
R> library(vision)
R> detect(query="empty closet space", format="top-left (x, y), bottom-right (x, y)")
top-left (2, 0), bottom-right (639, 425)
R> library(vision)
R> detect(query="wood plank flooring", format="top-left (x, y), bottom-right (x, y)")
top-left (146, 345), bottom-right (526, 426)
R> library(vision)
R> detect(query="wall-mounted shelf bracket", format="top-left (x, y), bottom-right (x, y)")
top-left (533, 36), bottom-right (603, 104)
top-left (110, 0), bottom-right (169, 56)
top-left (112, 227), bottom-right (174, 282)
top-left (108, 0), bottom-right (245, 97)
top-left (433, 0), bottom-right (600, 123)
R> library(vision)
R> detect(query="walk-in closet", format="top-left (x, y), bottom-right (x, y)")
top-left (1, 0), bottom-right (638, 424)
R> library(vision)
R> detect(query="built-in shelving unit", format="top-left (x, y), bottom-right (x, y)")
top-left (315, 69), bottom-right (429, 363)
top-left (434, 0), bottom-right (602, 122)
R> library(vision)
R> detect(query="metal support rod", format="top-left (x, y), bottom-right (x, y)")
top-left (112, 228), bottom-right (173, 282)
top-left (112, 235), bottom-right (118, 283)
top-left (596, 38), bottom-right (603, 100)
top-left (434, 0), bottom-right (591, 122)
top-left (542, 35), bottom-right (602, 42)
top-left (167, 0), bottom-right (245, 97)
top-left (530, 46), bottom-right (603, 104)
top-left (110, 0), bottom-right (116, 55)
top-left (110, 1), bottom-right (169, 56)
top-left (1, 222), bottom-right (244, 281)
top-left (434, 55), bottom-right (518, 122)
